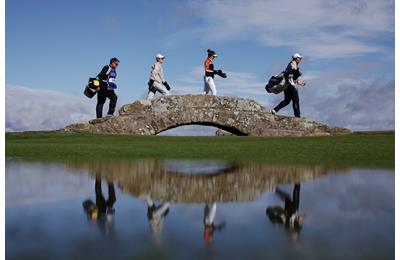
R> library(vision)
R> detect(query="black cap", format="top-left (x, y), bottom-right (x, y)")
top-left (207, 49), bottom-right (217, 57)
top-left (110, 57), bottom-right (120, 64)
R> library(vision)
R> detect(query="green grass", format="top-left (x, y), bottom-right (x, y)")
top-left (5, 131), bottom-right (395, 168)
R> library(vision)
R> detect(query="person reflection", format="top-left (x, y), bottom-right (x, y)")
top-left (203, 203), bottom-right (225, 244)
top-left (82, 177), bottom-right (116, 235)
top-left (146, 197), bottom-right (170, 244)
top-left (266, 184), bottom-right (305, 236)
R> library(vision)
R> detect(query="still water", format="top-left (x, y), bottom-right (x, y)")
top-left (6, 159), bottom-right (394, 260)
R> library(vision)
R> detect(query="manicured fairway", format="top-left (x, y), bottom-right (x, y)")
top-left (5, 131), bottom-right (394, 168)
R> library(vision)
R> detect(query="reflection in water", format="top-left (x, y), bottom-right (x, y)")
top-left (66, 160), bottom-right (346, 203)
top-left (266, 184), bottom-right (306, 242)
top-left (161, 160), bottom-right (234, 176)
top-left (146, 197), bottom-right (170, 244)
top-left (68, 160), bottom-right (343, 245)
top-left (69, 160), bottom-right (327, 245)
top-left (203, 203), bottom-right (225, 244)
top-left (5, 160), bottom-right (394, 259)
top-left (82, 177), bottom-right (116, 236)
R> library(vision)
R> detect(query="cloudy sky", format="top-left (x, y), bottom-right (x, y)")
top-left (6, 0), bottom-right (394, 133)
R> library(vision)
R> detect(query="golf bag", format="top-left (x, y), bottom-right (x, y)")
top-left (148, 79), bottom-right (156, 93)
top-left (265, 72), bottom-right (286, 94)
top-left (84, 78), bottom-right (100, 99)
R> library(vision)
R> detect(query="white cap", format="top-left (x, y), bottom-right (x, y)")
top-left (156, 53), bottom-right (165, 59)
top-left (292, 53), bottom-right (303, 59)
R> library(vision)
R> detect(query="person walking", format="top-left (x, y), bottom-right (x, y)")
top-left (147, 54), bottom-right (171, 100)
top-left (270, 53), bottom-right (305, 118)
top-left (203, 49), bottom-right (226, 96)
top-left (96, 57), bottom-right (119, 118)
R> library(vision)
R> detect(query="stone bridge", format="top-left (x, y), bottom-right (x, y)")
top-left (62, 95), bottom-right (351, 136)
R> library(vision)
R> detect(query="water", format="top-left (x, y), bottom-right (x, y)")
top-left (5, 159), bottom-right (394, 260)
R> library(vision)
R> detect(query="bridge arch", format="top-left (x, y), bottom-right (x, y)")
top-left (155, 122), bottom-right (247, 136)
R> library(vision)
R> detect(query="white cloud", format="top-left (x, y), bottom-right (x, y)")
top-left (307, 78), bottom-right (394, 130)
top-left (178, 0), bottom-right (394, 59)
top-left (6, 85), bottom-right (96, 132)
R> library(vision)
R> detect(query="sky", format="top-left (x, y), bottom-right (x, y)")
top-left (5, 0), bottom-right (395, 134)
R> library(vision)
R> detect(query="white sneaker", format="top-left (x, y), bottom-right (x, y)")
top-left (270, 109), bottom-right (277, 115)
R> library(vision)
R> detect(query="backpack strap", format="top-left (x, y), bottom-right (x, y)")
top-left (106, 66), bottom-right (112, 76)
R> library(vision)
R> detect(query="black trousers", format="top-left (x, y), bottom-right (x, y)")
top-left (95, 178), bottom-right (116, 215)
top-left (96, 87), bottom-right (117, 118)
top-left (274, 86), bottom-right (300, 117)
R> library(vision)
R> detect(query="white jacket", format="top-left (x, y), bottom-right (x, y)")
top-left (150, 62), bottom-right (165, 84)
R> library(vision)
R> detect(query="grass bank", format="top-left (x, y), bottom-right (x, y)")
top-left (5, 131), bottom-right (394, 168)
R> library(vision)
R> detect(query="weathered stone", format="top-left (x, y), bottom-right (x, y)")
top-left (60, 95), bottom-right (351, 136)
top-left (119, 100), bottom-right (151, 114)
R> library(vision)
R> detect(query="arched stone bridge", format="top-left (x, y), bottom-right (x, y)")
top-left (62, 95), bottom-right (351, 136)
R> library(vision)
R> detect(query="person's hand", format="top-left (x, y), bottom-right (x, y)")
top-left (96, 87), bottom-right (100, 92)
top-left (295, 80), bottom-right (306, 87)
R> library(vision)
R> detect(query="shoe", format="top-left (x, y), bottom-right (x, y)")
top-left (270, 109), bottom-right (276, 115)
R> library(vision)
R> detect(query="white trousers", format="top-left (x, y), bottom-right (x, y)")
top-left (204, 203), bottom-right (217, 225)
top-left (203, 76), bottom-right (217, 95)
top-left (147, 81), bottom-right (171, 100)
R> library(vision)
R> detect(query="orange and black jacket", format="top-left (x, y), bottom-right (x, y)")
top-left (204, 58), bottom-right (217, 78)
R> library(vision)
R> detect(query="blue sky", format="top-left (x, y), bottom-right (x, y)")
top-left (5, 0), bottom-right (395, 133)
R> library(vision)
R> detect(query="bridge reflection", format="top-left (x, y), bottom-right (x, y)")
top-left (66, 160), bottom-right (347, 203)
